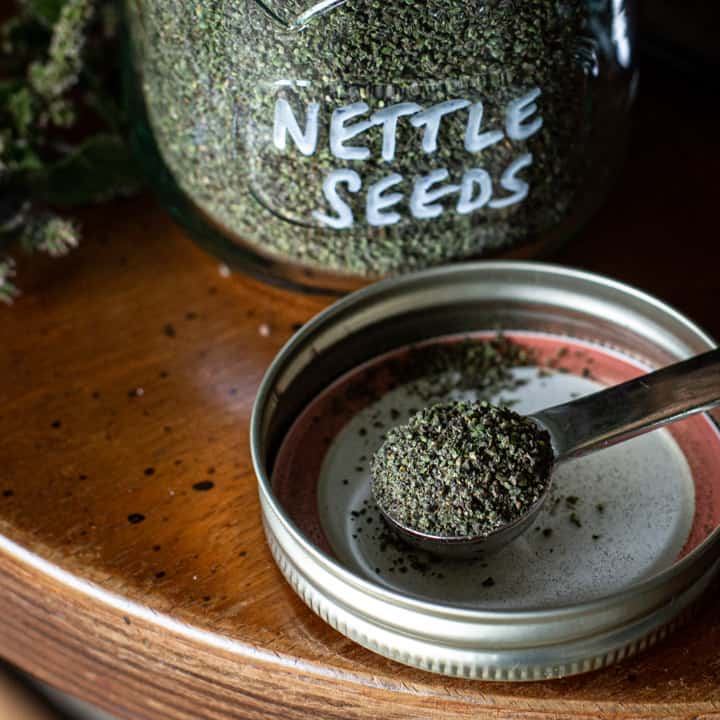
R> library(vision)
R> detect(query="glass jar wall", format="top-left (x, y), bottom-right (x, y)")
top-left (124, 0), bottom-right (637, 292)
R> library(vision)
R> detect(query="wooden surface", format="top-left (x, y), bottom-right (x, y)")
top-left (1, 69), bottom-right (720, 720)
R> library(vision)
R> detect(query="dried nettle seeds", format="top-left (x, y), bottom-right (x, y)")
top-left (127, 0), bottom-right (592, 277)
top-left (371, 400), bottom-right (553, 538)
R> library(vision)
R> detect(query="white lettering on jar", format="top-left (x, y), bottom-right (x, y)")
top-left (410, 169), bottom-right (460, 219)
top-left (410, 99), bottom-right (471, 154)
top-left (367, 173), bottom-right (404, 226)
top-left (273, 88), bottom-right (543, 228)
top-left (371, 103), bottom-right (422, 162)
top-left (505, 88), bottom-right (543, 141)
top-left (457, 168), bottom-right (493, 214)
top-left (464, 101), bottom-right (504, 153)
top-left (312, 169), bottom-right (362, 229)
top-left (273, 98), bottom-right (319, 155)
top-left (330, 102), bottom-right (375, 160)
top-left (489, 153), bottom-right (533, 208)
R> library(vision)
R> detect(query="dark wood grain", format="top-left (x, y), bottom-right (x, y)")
top-left (1, 66), bottom-right (719, 719)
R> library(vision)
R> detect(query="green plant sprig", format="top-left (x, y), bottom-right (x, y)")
top-left (0, 0), bottom-right (143, 303)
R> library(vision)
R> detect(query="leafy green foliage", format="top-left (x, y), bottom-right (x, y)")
top-left (31, 134), bottom-right (141, 206)
top-left (0, 0), bottom-right (143, 302)
top-left (0, 257), bottom-right (19, 304)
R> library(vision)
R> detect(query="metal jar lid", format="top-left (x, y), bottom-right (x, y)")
top-left (251, 262), bottom-right (720, 681)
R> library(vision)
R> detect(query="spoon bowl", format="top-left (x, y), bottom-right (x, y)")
top-left (374, 348), bottom-right (720, 558)
top-left (378, 483), bottom-right (552, 559)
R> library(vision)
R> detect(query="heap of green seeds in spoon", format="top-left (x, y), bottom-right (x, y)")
top-left (371, 400), bottom-right (553, 537)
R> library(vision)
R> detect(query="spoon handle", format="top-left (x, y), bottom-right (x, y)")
top-left (532, 347), bottom-right (720, 461)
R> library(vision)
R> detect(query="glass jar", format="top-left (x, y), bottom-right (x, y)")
top-left (124, 0), bottom-right (637, 292)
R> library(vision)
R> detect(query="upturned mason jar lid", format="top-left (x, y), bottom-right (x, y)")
top-left (251, 262), bottom-right (720, 680)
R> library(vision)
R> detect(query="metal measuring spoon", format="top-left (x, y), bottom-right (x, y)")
top-left (374, 348), bottom-right (720, 558)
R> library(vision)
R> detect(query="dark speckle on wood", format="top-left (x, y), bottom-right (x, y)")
top-left (193, 481), bottom-right (215, 492)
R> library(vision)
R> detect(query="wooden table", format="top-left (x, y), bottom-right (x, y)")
top-left (1, 67), bottom-right (719, 719)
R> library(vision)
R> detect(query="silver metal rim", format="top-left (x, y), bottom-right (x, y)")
top-left (251, 261), bottom-right (720, 679)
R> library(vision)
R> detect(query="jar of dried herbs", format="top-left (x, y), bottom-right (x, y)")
top-left (124, 0), bottom-right (637, 291)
